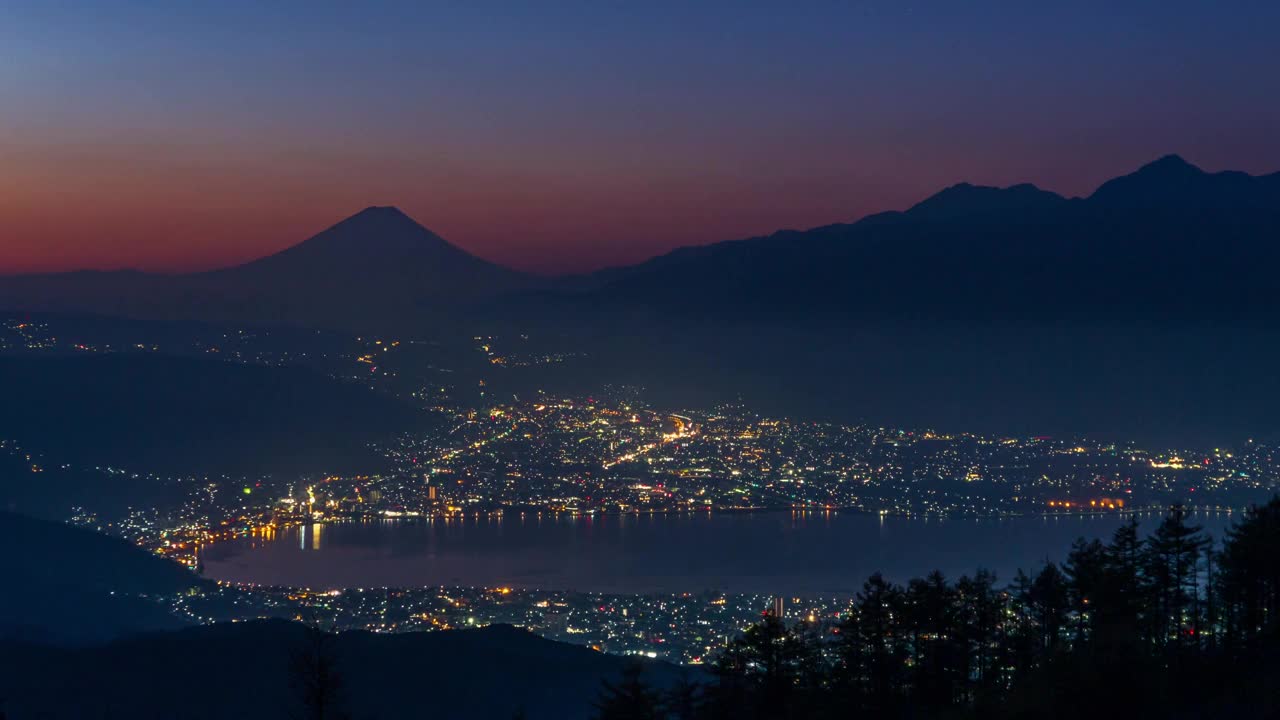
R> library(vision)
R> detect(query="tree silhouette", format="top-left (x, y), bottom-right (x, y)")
top-left (1018, 562), bottom-right (1070, 658)
top-left (836, 572), bottom-right (907, 714)
top-left (662, 677), bottom-right (702, 720)
top-left (955, 569), bottom-right (1003, 707)
top-left (711, 611), bottom-right (820, 718)
top-left (592, 662), bottom-right (665, 720)
top-left (288, 627), bottom-right (349, 720)
top-left (1145, 504), bottom-right (1210, 654)
top-left (904, 570), bottom-right (959, 708)
top-left (1218, 496), bottom-right (1280, 650)
top-left (620, 501), bottom-right (1280, 719)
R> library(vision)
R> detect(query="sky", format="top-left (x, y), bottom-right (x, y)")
top-left (2, 0), bottom-right (1279, 276)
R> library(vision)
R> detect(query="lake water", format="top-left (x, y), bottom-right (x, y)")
top-left (200, 510), bottom-right (1237, 595)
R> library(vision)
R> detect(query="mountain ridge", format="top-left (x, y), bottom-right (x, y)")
top-left (4, 154), bottom-right (1279, 330)
top-left (557, 154), bottom-right (1280, 322)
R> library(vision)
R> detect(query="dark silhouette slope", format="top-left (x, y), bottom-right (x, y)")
top-left (0, 207), bottom-right (533, 331)
top-left (570, 155), bottom-right (1280, 323)
top-left (0, 353), bottom-right (429, 474)
top-left (0, 512), bottom-right (200, 643)
top-left (4, 156), bottom-right (1279, 329)
top-left (0, 620), bottom-right (684, 720)
top-left (185, 206), bottom-right (531, 328)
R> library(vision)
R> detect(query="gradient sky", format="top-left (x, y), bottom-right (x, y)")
top-left (3, 0), bottom-right (1279, 276)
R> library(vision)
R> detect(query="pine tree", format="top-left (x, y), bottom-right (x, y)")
top-left (1063, 538), bottom-right (1108, 644)
top-left (1144, 504), bottom-right (1210, 653)
top-left (677, 498), bottom-right (1280, 718)
top-left (904, 570), bottom-right (959, 709)
top-left (838, 573), bottom-right (907, 714)
top-left (1217, 496), bottom-right (1280, 650)
top-left (593, 663), bottom-right (665, 720)
top-left (955, 569), bottom-right (1003, 705)
top-left (1105, 515), bottom-right (1146, 629)
top-left (1022, 563), bottom-right (1070, 656)
top-left (288, 627), bottom-right (350, 720)
top-left (662, 677), bottom-right (702, 720)
top-left (1076, 515), bottom-right (1146, 666)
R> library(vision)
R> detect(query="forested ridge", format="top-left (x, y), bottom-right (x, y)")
top-left (592, 500), bottom-right (1280, 720)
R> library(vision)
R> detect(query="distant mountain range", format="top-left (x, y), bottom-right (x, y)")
top-left (563, 154), bottom-right (1280, 324)
top-left (3, 155), bottom-right (1278, 331)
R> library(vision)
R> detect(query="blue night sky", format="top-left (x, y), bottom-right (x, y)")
top-left (2, 0), bottom-right (1278, 274)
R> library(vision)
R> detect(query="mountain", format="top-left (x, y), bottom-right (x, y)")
top-left (6, 156), bottom-right (1280, 441)
top-left (898, 181), bottom-right (1069, 221)
top-left (565, 155), bottom-right (1280, 323)
top-left (0, 511), bottom-right (201, 644)
top-left (185, 206), bottom-right (531, 328)
top-left (1090, 153), bottom-right (1280, 210)
top-left (0, 619), bottom-right (685, 720)
top-left (0, 206), bottom-right (534, 331)
top-left (487, 156), bottom-right (1280, 444)
top-left (0, 353), bottom-right (431, 475)
top-left (5, 156), bottom-right (1279, 331)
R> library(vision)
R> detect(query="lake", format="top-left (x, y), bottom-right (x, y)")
top-left (200, 510), bottom-right (1237, 595)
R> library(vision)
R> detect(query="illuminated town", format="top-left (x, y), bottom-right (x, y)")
top-left (3, 315), bottom-right (1279, 665)
top-left (7, 10), bottom-right (1280, 714)
top-left (167, 581), bottom-right (850, 664)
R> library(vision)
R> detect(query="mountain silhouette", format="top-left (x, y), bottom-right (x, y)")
top-left (4, 156), bottom-right (1279, 331)
top-left (901, 182), bottom-right (1067, 221)
top-left (204, 206), bottom-right (519, 289)
top-left (0, 512), bottom-right (201, 644)
top-left (486, 155), bottom-right (1280, 444)
top-left (0, 206), bottom-right (533, 331)
top-left (1089, 153), bottom-right (1280, 210)
top-left (175, 205), bottom-right (534, 329)
top-left (562, 154), bottom-right (1280, 323)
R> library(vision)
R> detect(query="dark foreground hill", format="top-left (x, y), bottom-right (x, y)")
top-left (0, 619), bottom-right (683, 720)
top-left (0, 512), bottom-right (201, 644)
top-left (0, 353), bottom-right (430, 475)
top-left (0, 512), bottom-right (679, 718)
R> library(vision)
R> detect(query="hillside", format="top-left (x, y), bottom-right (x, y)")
top-left (0, 512), bottom-right (200, 643)
top-left (0, 353), bottom-right (429, 475)
top-left (0, 620), bottom-right (685, 720)
top-left (0, 512), bottom-right (685, 717)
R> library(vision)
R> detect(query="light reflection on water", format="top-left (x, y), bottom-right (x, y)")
top-left (201, 510), bottom-right (1237, 595)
